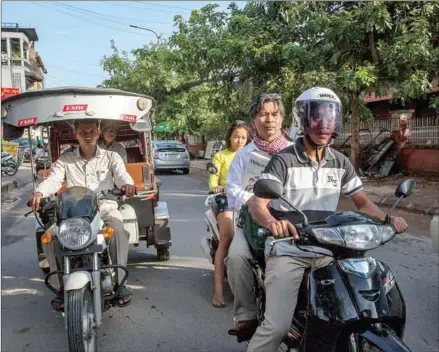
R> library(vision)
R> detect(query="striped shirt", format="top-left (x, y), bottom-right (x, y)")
top-left (261, 137), bottom-right (363, 257)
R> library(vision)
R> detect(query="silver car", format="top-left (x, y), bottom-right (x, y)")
top-left (152, 140), bottom-right (191, 174)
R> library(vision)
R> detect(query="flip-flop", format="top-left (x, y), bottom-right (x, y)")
top-left (212, 298), bottom-right (226, 308)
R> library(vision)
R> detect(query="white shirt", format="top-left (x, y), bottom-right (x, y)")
top-left (226, 140), bottom-right (294, 210)
top-left (35, 146), bottom-right (134, 198)
top-left (98, 140), bottom-right (128, 163)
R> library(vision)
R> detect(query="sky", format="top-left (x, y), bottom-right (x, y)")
top-left (2, 1), bottom-right (245, 88)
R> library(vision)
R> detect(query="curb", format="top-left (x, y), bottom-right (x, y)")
top-left (1, 180), bottom-right (18, 199)
top-left (368, 194), bottom-right (439, 217)
top-left (188, 166), bottom-right (438, 217)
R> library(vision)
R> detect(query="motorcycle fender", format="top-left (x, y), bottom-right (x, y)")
top-left (359, 328), bottom-right (412, 351)
top-left (64, 271), bottom-right (92, 291)
top-left (308, 262), bottom-right (359, 323)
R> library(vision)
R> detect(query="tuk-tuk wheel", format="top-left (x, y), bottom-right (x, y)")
top-left (41, 267), bottom-right (50, 274)
top-left (157, 248), bottom-right (170, 261)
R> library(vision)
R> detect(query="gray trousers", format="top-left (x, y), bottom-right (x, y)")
top-left (225, 227), bottom-right (257, 321)
top-left (247, 255), bottom-right (333, 352)
top-left (42, 202), bottom-right (129, 290)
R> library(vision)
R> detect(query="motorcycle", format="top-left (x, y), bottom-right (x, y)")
top-left (26, 185), bottom-right (131, 352)
top-left (200, 162), bottom-right (233, 266)
top-left (1, 151), bottom-right (18, 176)
top-left (231, 177), bottom-right (415, 352)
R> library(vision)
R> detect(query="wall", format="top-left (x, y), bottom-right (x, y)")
top-left (402, 145), bottom-right (439, 175)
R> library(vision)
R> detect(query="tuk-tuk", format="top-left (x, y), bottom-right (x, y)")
top-left (1, 87), bottom-right (173, 271)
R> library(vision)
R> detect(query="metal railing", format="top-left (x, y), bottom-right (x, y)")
top-left (334, 116), bottom-right (439, 146)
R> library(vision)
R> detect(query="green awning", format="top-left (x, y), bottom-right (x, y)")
top-left (154, 121), bottom-right (172, 133)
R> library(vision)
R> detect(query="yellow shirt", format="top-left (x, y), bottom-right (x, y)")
top-left (208, 149), bottom-right (236, 190)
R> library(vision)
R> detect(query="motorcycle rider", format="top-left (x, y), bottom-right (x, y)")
top-left (98, 120), bottom-right (128, 163)
top-left (226, 93), bottom-right (294, 335)
top-left (245, 87), bottom-right (409, 352)
top-left (28, 118), bottom-right (136, 310)
top-left (209, 120), bottom-right (252, 308)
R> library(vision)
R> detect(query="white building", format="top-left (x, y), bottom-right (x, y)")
top-left (1, 22), bottom-right (47, 93)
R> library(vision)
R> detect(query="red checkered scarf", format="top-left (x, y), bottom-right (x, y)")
top-left (253, 132), bottom-right (289, 156)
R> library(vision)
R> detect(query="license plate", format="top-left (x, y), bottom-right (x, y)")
top-left (163, 153), bottom-right (180, 160)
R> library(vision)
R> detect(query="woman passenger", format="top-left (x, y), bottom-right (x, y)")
top-left (209, 120), bottom-right (252, 307)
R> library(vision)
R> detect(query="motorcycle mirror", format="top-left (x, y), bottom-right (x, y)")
top-left (395, 179), bottom-right (416, 198)
top-left (253, 179), bottom-right (284, 199)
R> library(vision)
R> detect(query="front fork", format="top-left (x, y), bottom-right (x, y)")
top-left (62, 253), bottom-right (103, 329)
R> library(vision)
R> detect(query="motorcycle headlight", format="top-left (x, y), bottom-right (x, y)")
top-left (312, 225), bottom-right (395, 250)
top-left (58, 218), bottom-right (93, 250)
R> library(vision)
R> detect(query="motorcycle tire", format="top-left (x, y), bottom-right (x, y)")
top-left (67, 286), bottom-right (97, 352)
top-left (4, 160), bottom-right (18, 176)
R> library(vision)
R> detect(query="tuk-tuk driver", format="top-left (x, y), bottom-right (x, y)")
top-left (28, 118), bottom-right (136, 311)
top-left (98, 120), bottom-right (128, 163)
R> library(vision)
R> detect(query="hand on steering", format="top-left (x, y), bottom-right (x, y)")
top-left (390, 215), bottom-right (408, 234)
top-left (29, 192), bottom-right (43, 212)
top-left (122, 184), bottom-right (136, 198)
top-left (212, 186), bottom-right (225, 194)
top-left (266, 219), bottom-right (299, 240)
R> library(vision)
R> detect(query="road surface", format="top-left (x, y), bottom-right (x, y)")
top-left (1, 173), bottom-right (438, 351)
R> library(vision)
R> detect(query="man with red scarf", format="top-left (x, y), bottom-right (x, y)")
top-left (225, 93), bottom-right (294, 336)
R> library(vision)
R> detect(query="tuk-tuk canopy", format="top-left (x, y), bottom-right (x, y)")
top-left (1, 87), bottom-right (155, 141)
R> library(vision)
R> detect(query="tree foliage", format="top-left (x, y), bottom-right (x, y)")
top-left (101, 1), bottom-right (439, 166)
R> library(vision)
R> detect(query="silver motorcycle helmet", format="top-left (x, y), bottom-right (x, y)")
top-left (292, 87), bottom-right (343, 144)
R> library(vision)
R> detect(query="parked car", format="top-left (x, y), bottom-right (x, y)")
top-left (152, 140), bottom-right (190, 174)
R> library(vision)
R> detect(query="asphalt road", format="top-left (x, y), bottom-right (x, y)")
top-left (1, 173), bottom-right (438, 352)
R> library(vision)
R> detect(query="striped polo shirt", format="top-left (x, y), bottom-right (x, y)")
top-left (260, 137), bottom-right (363, 257)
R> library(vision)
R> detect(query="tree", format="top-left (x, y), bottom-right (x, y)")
top-left (101, 1), bottom-right (439, 164)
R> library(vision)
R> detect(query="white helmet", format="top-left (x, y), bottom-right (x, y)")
top-left (293, 87), bottom-right (343, 141)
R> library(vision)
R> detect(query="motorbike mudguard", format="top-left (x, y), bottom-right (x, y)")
top-left (308, 258), bottom-right (406, 323)
top-left (301, 258), bottom-right (407, 351)
top-left (358, 328), bottom-right (412, 351)
top-left (64, 271), bottom-right (92, 291)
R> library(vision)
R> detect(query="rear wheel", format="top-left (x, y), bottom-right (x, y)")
top-left (182, 168), bottom-right (190, 175)
top-left (67, 286), bottom-right (97, 352)
top-left (157, 248), bottom-right (170, 261)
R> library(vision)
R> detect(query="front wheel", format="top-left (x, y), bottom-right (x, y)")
top-left (4, 160), bottom-right (18, 176)
top-left (157, 248), bottom-right (170, 261)
top-left (67, 286), bottom-right (97, 352)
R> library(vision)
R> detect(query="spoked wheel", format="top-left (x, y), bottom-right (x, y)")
top-left (4, 160), bottom-right (18, 176)
top-left (157, 248), bottom-right (170, 261)
top-left (67, 286), bottom-right (97, 352)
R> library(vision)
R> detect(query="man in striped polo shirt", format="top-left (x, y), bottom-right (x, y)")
top-left (246, 87), bottom-right (408, 352)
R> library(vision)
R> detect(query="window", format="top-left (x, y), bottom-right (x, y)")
top-left (12, 72), bottom-right (22, 91)
top-left (1, 39), bottom-right (8, 65)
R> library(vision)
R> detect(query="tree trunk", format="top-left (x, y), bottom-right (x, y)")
top-left (350, 92), bottom-right (361, 170)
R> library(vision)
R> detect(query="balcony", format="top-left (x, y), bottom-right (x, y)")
top-left (2, 54), bottom-right (46, 82)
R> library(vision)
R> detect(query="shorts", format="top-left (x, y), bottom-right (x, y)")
top-left (214, 194), bottom-right (231, 213)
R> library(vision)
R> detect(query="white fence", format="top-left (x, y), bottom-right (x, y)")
top-left (335, 116), bottom-right (439, 146)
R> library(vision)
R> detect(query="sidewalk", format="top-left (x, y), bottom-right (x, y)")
top-left (189, 158), bottom-right (439, 216)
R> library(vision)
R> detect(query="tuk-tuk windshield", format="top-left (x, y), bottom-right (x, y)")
top-left (56, 186), bottom-right (99, 222)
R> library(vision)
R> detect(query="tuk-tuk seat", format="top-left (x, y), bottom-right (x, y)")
top-left (125, 162), bottom-right (154, 192)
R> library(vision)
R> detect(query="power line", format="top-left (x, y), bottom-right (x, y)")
top-left (132, 1), bottom-right (193, 12)
top-left (56, 55), bottom-right (102, 67)
top-left (45, 65), bottom-right (108, 79)
top-left (46, 1), bottom-right (171, 25)
top-left (102, 1), bottom-right (191, 14)
top-left (48, 1), bottom-right (162, 32)
top-left (30, 2), bottom-right (146, 36)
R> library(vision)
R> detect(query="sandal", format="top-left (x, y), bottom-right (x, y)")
top-left (212, 298), bottom-right (226, 308)
top-left (51, 295), bottom-right (64, 311)
top-left (116, 285), bottom-right (132, 307)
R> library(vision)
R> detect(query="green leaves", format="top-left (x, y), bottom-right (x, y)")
top-left (100, 1), bottom-right (439, 144)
